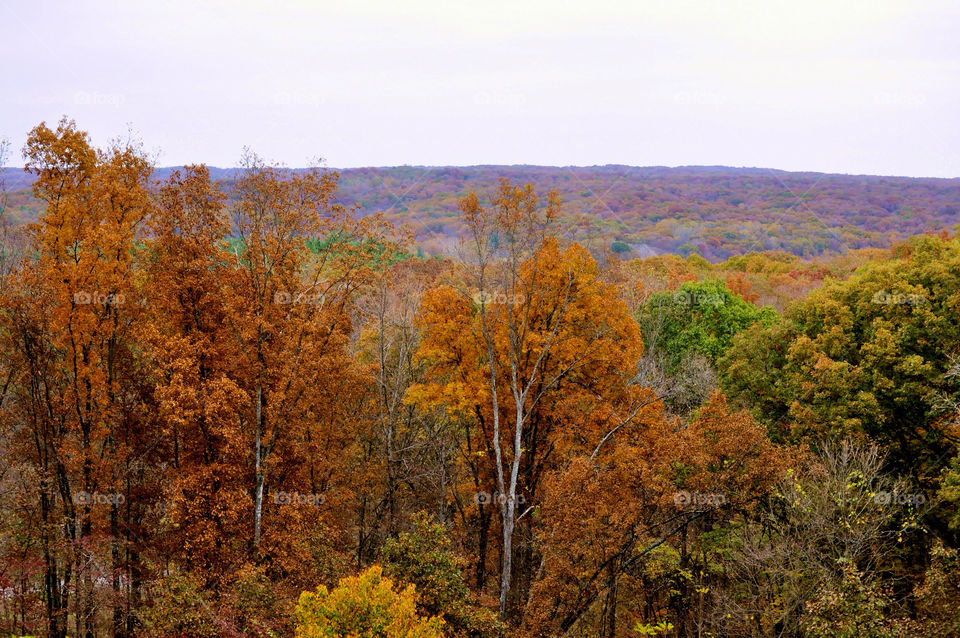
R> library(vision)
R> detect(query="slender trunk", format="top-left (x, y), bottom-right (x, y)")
top-left (386, 423), bottom-right (397, 533)
top-left (41, 484), bottom-right (65, 638)
top-left (499, 501), bottom-right (516, 617)
top-left (128, 542), bottom-right (141, 637)
top-left (499, 404), bottom-right (524, 620)
top-left (357, 495), bottom-right (368, 568)
top-left (253, 384), bottom-right (264, 549)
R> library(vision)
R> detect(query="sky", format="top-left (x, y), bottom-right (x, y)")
top-left (1, 0), bottom-right (959, 177)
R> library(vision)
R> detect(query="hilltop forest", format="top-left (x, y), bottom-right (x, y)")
top-left (3, 162), bottom-right (960, 261)
top-left (1, 119), bottom-right (960, 637)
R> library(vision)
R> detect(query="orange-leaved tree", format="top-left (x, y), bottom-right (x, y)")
top-left (407, 180), bottom-right (654, 621)
top-left (0, 118), bottom-right (154, 637)
top-left (216, 154), bottom-right (400, 564)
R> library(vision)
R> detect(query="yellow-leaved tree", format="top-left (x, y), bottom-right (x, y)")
top-left (295, 565), bottom-right (444, 638)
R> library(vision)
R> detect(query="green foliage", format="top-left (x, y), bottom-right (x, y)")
top-left (382, 514), bottom-right (503, 638)
top-left (639, 278), bottom-right (777, 373)
top-left (382, 514), bottom-right (468, 614)
top-left (295, 565), bottom-right (444, 638)
top-left (720, 233), bottom-right (960, 473)
top-left (307, 232), bottom-right (410, 267)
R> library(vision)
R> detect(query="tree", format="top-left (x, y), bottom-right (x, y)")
top-left (139, 571), bottom-right (220, 638)
top-left (523, 392), bottom-right (788, 637)
top-left (408, 181), bottom-right (649, 620)
top-left (713, 439), bottom-right (918, 636)
top-left (142, 165), bottom-right (250, 578)
top-left (295, 565), bottom-right (444, 638)
top-left (353, 257), bottom-right (454, 565)
top-left (382, 513), bottom-right (502, 637)
top-left (800, 561), bottom-right (899, 638)
top-left (720, 233), bottom-right (960, 483)
top-left (215, 154), bottom-right (397, 563)
top-left (639, 278), bottom-right (776, 375)
top-left (0, 118), bottom-right (155, 637)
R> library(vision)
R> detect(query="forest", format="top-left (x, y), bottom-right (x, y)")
top-left (4, 163), bottom-right (960, 261)
top-left (1, 119), bottom-right (960, 637)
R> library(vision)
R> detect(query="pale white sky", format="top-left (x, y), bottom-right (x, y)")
top-left (1, 0), bottom-right (958, 176)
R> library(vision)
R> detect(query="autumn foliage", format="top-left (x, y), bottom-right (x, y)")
top-left (0, 119), bottom-right (958, 637)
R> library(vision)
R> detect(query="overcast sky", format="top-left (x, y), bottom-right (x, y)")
top-left (1, 0), bottom-right (958, 176)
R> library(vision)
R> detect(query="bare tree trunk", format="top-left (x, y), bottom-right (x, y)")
top-left (499, 406), bottom-right (525, 619)
top-left (253, 384), bottom-right (264, 549)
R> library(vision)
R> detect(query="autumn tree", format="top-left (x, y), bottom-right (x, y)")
top-left (0, 118), bottom-right (155, 637)
top-left (140, 165), bottom-right (250, 577)
top-left (353, 257), bottom-right (455, 564)
top-left (295, 565), bottom-right (445, 638)
top-left (382, 513), bottom-right (502, 637)
top-left (214, 154), bottom-right (400, 571)
top-left (409, 180), bottom-right (655, 622)
top-left (523, 393), bottom-right (789, 637)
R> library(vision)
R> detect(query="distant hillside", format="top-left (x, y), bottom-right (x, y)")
top-left (4, 165), bottom-right (959, 260)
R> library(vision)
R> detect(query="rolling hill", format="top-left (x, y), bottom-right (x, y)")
top-left (3, 165), bottom-right (959, 260)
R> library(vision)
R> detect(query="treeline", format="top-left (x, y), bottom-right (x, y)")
top-left (5, 163), bottom-right (960, 260)
top-left (0, 119), bottom-right (959, 637)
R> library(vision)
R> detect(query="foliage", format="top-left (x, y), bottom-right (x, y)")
top-left (383, 514), bottom-right (503, 637)
top-left (139, 571), bottom-right (220, 638)
top-left (800, 562), bottom-right (899, 638)
top-left (7, 164), bottom-right (960, 260)
top-left (294, 566), bottom-right (445, 638)
top-left (3, 119), bottom-right (960, 637)
top-left (639, 278), bottom-right (777, 373)
top-left (721, 233), bottom-right (960, 475)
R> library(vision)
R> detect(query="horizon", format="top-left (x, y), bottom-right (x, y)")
top-left (3, 162), bottom-right (959, 182)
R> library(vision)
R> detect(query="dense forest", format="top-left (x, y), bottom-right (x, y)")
top-left (1, 119), bottom-right (960, 637)
top-left (4, 163), bottom-right (959, 261)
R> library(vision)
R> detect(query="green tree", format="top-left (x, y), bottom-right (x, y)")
top-left (139, 571), bottom-right (220, 638)
top-left (720, 234), bottom-right (960, 477)
top-left (382, 514), bottom-right (502, 637)
top-left (639, 278), bottom-right (776, 373)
